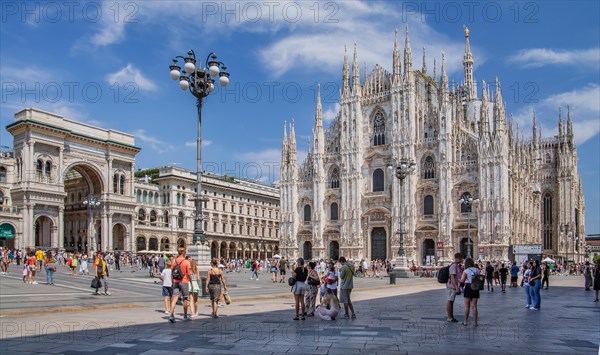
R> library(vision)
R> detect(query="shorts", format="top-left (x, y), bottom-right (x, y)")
top-left (447, 288), bottom-right (458, 301)
top-left (511, 276), bottom-right (518, 283)
top-left (500, 278), bottom-right (507, 285)
top-left (291, 281), bottom-right (306, 295)
top-left (339, 289), bottom-right (352, 304)
top-left (172, 282), bottom-right (189, 300)
top-left (162, 286), bottom-right (173, 297)
top-left (280, 270), bottom-right (286, 275)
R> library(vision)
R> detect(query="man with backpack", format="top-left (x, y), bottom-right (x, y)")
top-left (169, 247), bottom-right (191, 322)
top-left (446, 253), bottom-right (464, 322)
top-left (94, 253), bottom-right (110, 295)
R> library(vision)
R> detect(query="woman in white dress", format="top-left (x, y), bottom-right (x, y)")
top-left (79, 254), bottom-right (88, 275)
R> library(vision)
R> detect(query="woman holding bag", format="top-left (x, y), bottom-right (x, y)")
top-left (529, 260), bottom-right (542, 310)
top-left (188, 259), bottom-right (200, 317)
top-left (460, 258), bottom-right (480, 326)
top-left (206, 258), bottom-right (228, 318)
top-left (305, 261), bottom-right (320, 317)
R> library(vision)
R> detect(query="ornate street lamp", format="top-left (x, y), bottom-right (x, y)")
top-left (82, 195), bottom-right (101, 254)
top-left (169, 50), bottom-right (230, 246)
top-left (387, 158), bottom-right (416, 277)
top-left (459, 193), bottom-right (479, 259)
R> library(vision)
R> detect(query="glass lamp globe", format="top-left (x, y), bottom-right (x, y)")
top-left (208, 82), bottom-right (215, 92)
top-left (179, 79), bottom-right (190, 91)
top-left (219, 76), bottom-right (229, 86)
top-left (184, 62), bottom-right (196, 74)
top-left (170, 69), bottom-right (180, 80)
top-left (209, 65), bottom-right (220, 77)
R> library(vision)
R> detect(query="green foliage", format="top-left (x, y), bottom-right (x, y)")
top-left (135, 168), bottom-right (160, 182)
top-left (593, 254), bottom-right (600, 265)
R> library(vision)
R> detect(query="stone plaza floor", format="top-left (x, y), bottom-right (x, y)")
top-left (0, 271), bottom-right (598, 355)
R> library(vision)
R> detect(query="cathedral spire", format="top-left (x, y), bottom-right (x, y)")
top-left (480, 80), bottom-right (490, 136)
top-left (558, 107), bottom-right (563, 137)
top-left (352, 43), bottom-right (360, 93)
top-left (440, 52), bottom-right (448, 91)
top-left (392, 29), bottom-right (401, 84)
top-left (342, 45), bottom-right (350, 97)
top-left (282, 120), bottom-right (288, 163)
top-left (422, 47), bottom-right (427, 75)
top-left (532, 111), bottom-right (537, 145)
top-left (289, 119), bottom-right (297, 162)
top-left (315, 83), bottom-right (322, 129)
top-left (433, 58), bottom-right (437, 83)
top-left (567, 105), bottom-right (574, 142)
top-left (493, 77), bottom-right (506, 134)
top-left (404, 25), bottom-right (412, 77)
top-left (463, 26), bottom-right (476, 99)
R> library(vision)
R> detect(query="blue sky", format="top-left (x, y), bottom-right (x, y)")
top-left (1, 1), bottom-right (599, 233)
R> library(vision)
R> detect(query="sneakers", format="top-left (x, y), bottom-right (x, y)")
top-left (164, 310), bottom-right (170, 314)
top-left (217, 303), bottom-right (224, 308)
top-left (32, 281), bottom-right (38, 285)
top-left (530, 308), bottom-right (539, 311)
top-left (104, 292), bottom-right (111, 296)
top-left (169, 315), bottom-right (175, 323)
top-left (351, 314), bottom-right (356, 319)
top-left (342, 314), bottom-right (350, 319)
top-left (185, 315), bottom-right (192, 321)
top-left (525, 304), bottom-right (530, 308)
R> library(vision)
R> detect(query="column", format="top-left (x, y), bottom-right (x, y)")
top-left (51, 223), bottom-right (58, 249)
top-left (58, 147), bottom-right (64, 184)
top-left (107, 213), bottom-right (113, 251)
top-left (101, 211), bottom-right (108, 252)
top-left (130, 213), bottom-right (136, 252)
top-left (27, 140), bottom-right (35, 182)
top-left (58, 207), bottom-right (64, 250)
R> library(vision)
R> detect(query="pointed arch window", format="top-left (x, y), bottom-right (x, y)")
top-left (178, 211), bottom-right (184, 229)
top-left (44, 161), bottom-right (51, 178)
top-left (543, 193), bottom-right (553, 250)
top-left (424, 195), bottom-right (434, 215)
top-left (120, 175), bottom-right (125, 195)
top-left (138, 209), bottom-right (146, 225)
top-left (422, 156), bottom-right (435, 179)
top-left (150, 210), bottom-right (157, 224)
top-left (0, 166), bottom-right (6, 182)
top-left (330, 202), bottom-right (339, 221)
top-left (373, 111), bottom-right (386, 146)
top-left (36, 159), bottom-right (43, 178)
top-left (372, 168), bottom-right (384, 192)
top-left (304, 204), bottom-right (312, 222)
top-left (113, 174), bottom-right (119, 193)
top-left (329, 167), bottom-right (340, 189)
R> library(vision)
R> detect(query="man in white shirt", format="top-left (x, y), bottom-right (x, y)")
top-left (446, 253), bottom-right (464, 322)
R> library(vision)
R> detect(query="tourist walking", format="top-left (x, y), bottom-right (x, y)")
top-left (460, 258), bottom-right (480, 326)
top-left (305, 261), bottom-right (320, 317)
top-left (27, 251), bottom-right (37, 284)
top-left (271, 258), bottom-right (279, 282)
top-left (446, 253), bottom-right (464, 323)
top-left (188, 259), bottom-right (200, 317)
top-left (250, 259), bottom-right (259, 280)
top-left (316, 288), bottom-right (340, 320)
top-left (206, 258), bottom-right (228, 318)
top-left (522, 261), bottom-right (533, 308)
top-left (160, 260), bottom-right (173, 314)
top-left (485, 261), bottom-right (494, 292)
top-left (339, 256), bottom-right (356, 319)
top-left (291, 257), bottom-right (308, 320)
top-left (94, 253), bottom-right (110, 295)
top-left (44, 251), bottom-right (56, 285)
top-left (499, 263), bottom-right (508, 293)
top-left (541, 262), bottom-right (550, 289)
top-left (593, 262), bottom-right (600, 302)
top-left (279, 257), bottom-right (287, 283)
top-left (584, 261), bottom-right (593, 291)
top-left (169, 247), bottom-right (191, 322)
top-left (510, 262), bottom-right (519, 288)
top-left (79, 254), bottom-right (88, 275)
top-left (529, 260), bottom-right (542, 310)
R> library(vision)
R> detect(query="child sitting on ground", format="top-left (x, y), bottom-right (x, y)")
top-left (316, 288), bottom-right (340, 321)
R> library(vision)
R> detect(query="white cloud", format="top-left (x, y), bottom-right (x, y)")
top-left (185, 140), bottom-right (212, 147)
top-left (106, 64), bottom-right (157, 91)
top-left (323, 103), bottom-right (340, 123)
top-left (508, 48), bottom-right (600, 68)
top-left (133, 129), bottom-right (175, 154)
top-left (511, 84), bottom-right (600, 145)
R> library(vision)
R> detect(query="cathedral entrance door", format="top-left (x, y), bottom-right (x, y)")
top-left (371, 228), bottom-right (387, 261)
top-left (422, 239), bottom-right (435, 265)
top-left (329, 241), bottom-right (339, 260)
top-left (303, 241), bottom-right (313, 260)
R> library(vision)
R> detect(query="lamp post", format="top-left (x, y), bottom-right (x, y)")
top-left (169, 50), bottom-right (230, 247)
top-left (387, 158), bottom-right (416, 277)
top-left (459, 193), bottom-right (479, 259)
top-left (82, 195), bottom-right (101, 254)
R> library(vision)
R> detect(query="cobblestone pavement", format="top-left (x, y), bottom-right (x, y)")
top-left (1, 275), bottom-right (598, 354)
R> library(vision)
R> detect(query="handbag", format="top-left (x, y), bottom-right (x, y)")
top-left (90, 276), bottom-right (100, 289)
top-left (223, 292), bottom-right (232, 305)
top-left (288, 277), bottom-right (297, 286)
top-left (308, 277), bottom-right (320, 286)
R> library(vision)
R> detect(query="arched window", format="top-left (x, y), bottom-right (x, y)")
top-left (181, 194), bottom-right (186, 205)
top-left (164, 211), bottom-right (169, 227)
top-left (424, 195), bottom-right (434, 215)
top-left (0, 190), bottom-right (4, 205)
top-left (136, 190), bottom-right (141, 203)
top-left (422, 156), bottom-right (435, 179)
top-left (373, 111), bottom-right (386, 146)
top-left (372, 168), bottom-right (384, 192)
top-left (329, 167), bottom-right (340, 189)
top-left (113, 174), bottom-right (118, 193)
top-left (44, 161), bottom-right (51, 178)
top-left (303, 204), bottom-right (312, 222)
top-left (142, 191), bottom-right (147, 203)
top-left (330, 202), bottom-right (339, 220)
top-left (0, 166), bottom-right (6, 182)
top-left (543, 193), bottom-right (553, 250)
top-left (150, 210), bottom-right (157, 224)
top-left (178, 211), bottom-right (184, 228)
top-left (138, 209), bottom-right (146, 225)
top-left (36, 159), bottom-right (43, 178)
top-left (119, 175), bottom-right (125, 194)
top-left (460, 192), bottom-right (472, 213)
top-left (176, 193), bottom-right (181, 205)
top-left (154, 193), bottom-right (158, 204)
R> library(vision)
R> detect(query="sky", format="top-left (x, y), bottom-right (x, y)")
top-left (0, 1), bottom-right (598, 233)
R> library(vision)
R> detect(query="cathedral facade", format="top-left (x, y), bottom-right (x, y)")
top-left (279, 27), bottom-right (586, 265)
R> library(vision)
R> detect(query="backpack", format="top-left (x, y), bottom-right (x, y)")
top-left (470, 270), bottom-right (485, 291)
top-left (172, 259), bottom-right (184, 280)
top-left (437, 265), bottom-right (451, 283)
